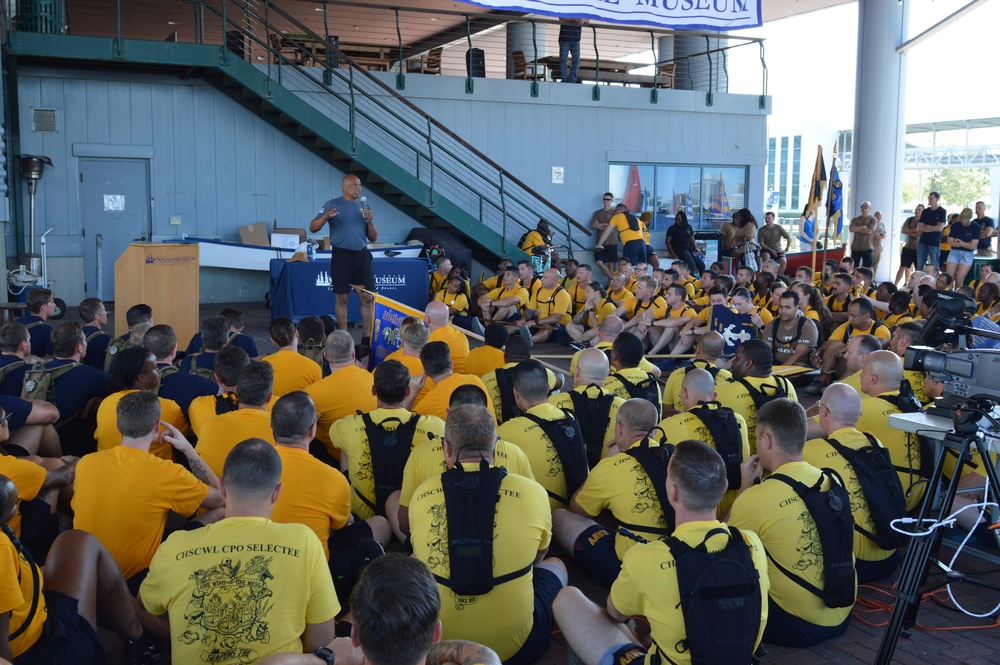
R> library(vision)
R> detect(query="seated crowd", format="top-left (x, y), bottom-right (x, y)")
top-left (0, 223), bottom-right (994, 665)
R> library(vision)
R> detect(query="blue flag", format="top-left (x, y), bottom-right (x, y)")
top-left (827, 163), bottom-right (844, 240)
top-left (708, 305), bottom-right (755, 355)
top-left (368, 294), bottom-right (426, 370)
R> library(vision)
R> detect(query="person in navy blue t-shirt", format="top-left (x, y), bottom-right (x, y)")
top-left (79, 297), bottom-right (112, 370)
top-left (180, 315), bottom-right (228, 376)
top-left (14, 287), bottom-right (56, 358)
top-left (144, 324), bottom-right (217, 419)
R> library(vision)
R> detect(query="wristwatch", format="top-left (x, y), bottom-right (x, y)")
top-left (314, 647), bottom-right (335, 663)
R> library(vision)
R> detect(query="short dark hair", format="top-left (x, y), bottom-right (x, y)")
top-left (840, 256), bottom-right (855, 268)
top-left (833, 274), bottom-right (853, 289)
top-left (888, 291), bottom-right (911, 313)
top-left (849, 298), bottom-right (875, 317)
top-left (894, 321), bottom-right (923, 346)
top-left (223, 438), bottom-right (282, 499)
top-left (779, 290), bottom-right (800, 307)
top-left (853, 334), bottom-right (882, 357)
top-left (736, 339), bottom-right (773, 370)
top-left (271, 391), bottom-right (316, 442)
top-left (201, 315), bottom-right (230, 351)
top-left (611, 332), bottom-right (644, 368)
top-left (269, 317), bottom-right (296, 347)
top-left (320, 315), bottom-right (337, 336)
top-left (757, 398), bottom-right (807, 455)
top-left (669, 439), bottom-right (728, 512)
top-left (444, 404), bottom-right (496, 457)
top-left (419, 341), bottom-right (451, 377)
top-left (350, 554), bottom-right (440, 665)
top-left (236, 361), bottom-right (273, 406)
top-left (483, 323), bottom-right (508, 349)
top-left (143, 325), bottom-right (177, 361)
top-left (26, 288), bottom-right (53, 314)
top-left (373, 360), bottom-right (410, 404)
top-left (297, 316), bottom-right (325, 346)
top-left (117, 390), bottom-right (161, 439)
top-left (125, 304), bottom-right (153, 327)
top-left (108, 346), bottom-right (154, 392)
top-left (856, 266), bottom-right (873, 280)
top-left (731, 287), bottom-right (753, 302)
top-left (667, 284), bottom-right (688, 300)
top-left (78, 297), bottom-right (104, 323)
top-left (511, 359), bottom-right (549, 402)
top-left (51, 321), bottom-right (84, 358)
top-left (220, 308), bottom-right (245, 330)
top-left (503, 334), bottom-right (531, 363)
top-left (0, 323), bottom-right (28, 353)
top-left (214, 345), bottom-right (251, 387)
top-left (449, 384), bottom-right (488, 408)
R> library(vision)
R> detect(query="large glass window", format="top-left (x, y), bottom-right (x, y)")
top-left (767, 137), bottom-right (776, 194)
top-left (608, 162), bottom-right (749, 237)
top-left (791, 136), bottom-right (801, 210)
top-left (780, 137), bottom-right (789, 209)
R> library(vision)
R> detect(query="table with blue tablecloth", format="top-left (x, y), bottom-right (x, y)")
top-left (269, 257), bottom-right (430, 322)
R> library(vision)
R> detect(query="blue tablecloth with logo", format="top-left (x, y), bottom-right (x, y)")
top-left (269, 257), bottom-right (430, 322)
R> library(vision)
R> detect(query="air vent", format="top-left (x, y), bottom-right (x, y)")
top-left (32, 109), bottom-right (57, 132)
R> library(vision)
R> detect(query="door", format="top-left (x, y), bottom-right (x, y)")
top-left (80, 159), bottom-right (151, 300)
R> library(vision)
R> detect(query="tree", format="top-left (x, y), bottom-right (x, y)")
top-left (904, 168), bottom-right (990, 211)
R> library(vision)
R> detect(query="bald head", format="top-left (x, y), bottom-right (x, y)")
top-left (341, 174), bottom-right (362, 201)
top-left (615, 398), bottom-right (659, 449)
top-left (681, 368), bottom-right (717, 410)
top-left (576, 348), bottom-right (610, 385)
top-left (424, 301), bottom-right (450, 328)
top-left (598, 315), bottom-right (625, 341)
top-left (697, 332), bottom-right (725, 360)
top-left (862, 351), bottom-right (903, 397)
top-left (819, 382), bottom-right (862, 430)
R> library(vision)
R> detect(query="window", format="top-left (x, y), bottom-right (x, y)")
top-left (791, 136), bottom-right (801, 210)
top-left (779, 137), bottom-right (789, 209)
top-left (767, 137), bottom-right (776, 194)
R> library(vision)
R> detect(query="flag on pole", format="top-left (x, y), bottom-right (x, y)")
top-left (712, 173), bottom-right (731, 215)
top-left (807, 146), bottom-right (826, 217)
top-left (368, 293), bottom-right (426, 370)
top-left (827, 162), bottom-right (844, 240)
top-left (708, 305), bottom-right (755, 355)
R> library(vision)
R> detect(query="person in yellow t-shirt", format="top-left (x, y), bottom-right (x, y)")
top-left (568, 316), bottom-right (661, 379)
top-left (198, 361), bottom-right (277, 476)
top-left (479, 265), bottom-right (530, 324)
top-left (188, 345), bottom-right (250, 438)
top-left (804, 383), bottom-right (900, 583)
top-left (1, 476), bottom-right (144, 662)
top-left (668, 287), bottom-right (735, 356)
top-left (270, 391), bottom-right (392, 605)
top-left (596, 205), bottom-right (645, 265)
top-left (606, 272), bottom-right (634, 306)
top-left (383, 319), bottom-right (435, 404)
top-left (651, 369), bottom-right (749, 518)
top-left (409, 404), bottom-right (564, 663)
top-left (516, 268), bottom-right (572, 344)
top-left (305, 331), bottom-right (377, 457)
top-left (560, 261), bottom-right (590, 315)
top-left (832, 334), bottom-right (882, 398)
top-left (463, 324), bottom-right (508, 378)
top-left (94, 346), bottom-right (188, 461)
top-left (645, 284), bottom-right (697, 355)
top-left (428, 255), bottom-right (452, 296)
top-left (412, 342), bottom-right (493, 421)
top-left (889, 322), bottom-right (931, 405)
top-left (553, 438), bottom-right (769, 665)
top-left (662, 332), bottom-right (731, 413)
top-left (425, 301), bottom-right (470, 373)
top-left (807, 298), bottom-right (890, 395)
top-left (330, 361), bottom-right (441, 541)
top-left (262, 317), bottom-right (322, 397)
top-left (549, 348), bottom-right (625, 466)
top-left (74, 391), bottom-right (224, 586)
top-left (479, 258), bottom-right (514, 292)
top-left (140, 440), bottom-right (340, 663)
top-left (728, 398), bottom-right (855, 647)
top-left (604, 333), bottom-right (662, 416)
top-left (481, 336), bottom-right (559, 423)
top-left (520, 219), bottom-right (555, 270)
top-left (434, 277), bottom-right (470, 317)
top-left (552, 399), bottom-right (668, 588)
top-left (857, 351), bottom-right (926, 512)
top-left (566, 281), bottom-right (618, 345)
top-left (397, 384), bottom-right (534, 538)
top-left (613, 276), bottom-right (667, 345)
top-left (714, 340), bottom-right (797, 453)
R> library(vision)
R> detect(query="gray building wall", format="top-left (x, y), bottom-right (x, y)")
top-left (10, 64), bottom-right (769, 303)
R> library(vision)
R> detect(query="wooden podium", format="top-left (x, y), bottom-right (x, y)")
top-left (114, 243), bottom-right (199, 344)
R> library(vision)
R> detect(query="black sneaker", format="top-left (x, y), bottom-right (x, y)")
top-left (356, 537), bottom-right (385, 578)
top-left (570, 341), bottom-right (591, 352)
top-left (354, 343), bottom-right (371, 360)
top-left (124, 634), bottom-right (167, 665)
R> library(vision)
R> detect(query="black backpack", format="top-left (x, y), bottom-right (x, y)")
top-left (568, 386), bottom-right (617, 469)
top-left (735, 376), bottom-right (791, 411)
top-left (766, 470), bottom-right (856, 608)
top-left (613, 371), bottom-right (661, 418)
top-left (521, 410), bottom-right (588, 505)
top-left (663, 527), bottom-right (763, 665)
top-left (493, 367), bottom-right (521, 423)
top-left (689, 402), bottom-right (744, 491)
top-left (212, 392), bottom-right (240, 416)
top-left (359, 413), bottom-right (420, 516)
top-left (623, 211), bottom-right (640, 231)
top-left (620, 438), bottom-right (677, 541)
top-left (685, 362), bottom-right (720, 380)
top-left (825, 433), bottom-right (907, 550)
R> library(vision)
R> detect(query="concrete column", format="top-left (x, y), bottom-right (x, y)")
top-left (673, 33), bottom-right (728, 92)
top-left (505, 22), bottom-right (549, 79)
top-left (991, 166), bottom-right (1000, 220)
top-left (852, 0), bottom-right (909, 282)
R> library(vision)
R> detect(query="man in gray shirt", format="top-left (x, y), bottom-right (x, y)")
top-left (309, 174), bottom-right (379, 351)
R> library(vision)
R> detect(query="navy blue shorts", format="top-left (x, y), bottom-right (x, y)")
top-left (0, 394), bottom-right (33, 431)
top-left (763, 596), bottom-right (850, 648)
top-left (574, 524), bottom-right (621, 589)
top-left (15, 590), bottom-right (104, 665)
top-left (856, 550), bottom-right (901, 584)
top-left (504, 564), bottom-right (565, 665)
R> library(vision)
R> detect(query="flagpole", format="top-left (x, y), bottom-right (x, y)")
top-left (821, 145), bottom-right (839, 275)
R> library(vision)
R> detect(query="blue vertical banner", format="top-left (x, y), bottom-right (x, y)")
top-left (708, 305), bottom-right (755, 355)
top-left (827, 163), bottom-right (844, 240)
top-left (369, 294), bottom-right (426, 370)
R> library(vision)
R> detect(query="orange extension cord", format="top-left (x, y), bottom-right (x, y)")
top-left (852, 581), bottom-right (1000, 631)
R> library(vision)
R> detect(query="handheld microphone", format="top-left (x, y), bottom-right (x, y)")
top-left (359, 196), bottom-right (369, 211)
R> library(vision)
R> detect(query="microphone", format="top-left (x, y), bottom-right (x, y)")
top-left (359, 196), bottom-right (369, 211)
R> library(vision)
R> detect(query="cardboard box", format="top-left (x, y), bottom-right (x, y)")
top-left (271, 233), bottom-right (301, 250)
top-left (318, 238), bottom-right (332, 250)
top-left (238, 222), bottom-right (269, 247)
top-left (272, 222), bottom-right (306, 244)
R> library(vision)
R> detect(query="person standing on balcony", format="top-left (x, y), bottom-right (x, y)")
top-left (310, 174), bottom-right (378, 357)
top-left (559, 18), bottom-right (586, 83)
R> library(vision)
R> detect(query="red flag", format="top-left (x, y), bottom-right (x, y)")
top-left (622, 165), bottom-right (642, 212)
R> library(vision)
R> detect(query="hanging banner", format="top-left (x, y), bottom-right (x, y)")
top-left (708, 305), bottom-right (755, 355)
top-left (369, 293), bottom-right (426, 370)
top-left (457, 0), bottom-right (762, 31)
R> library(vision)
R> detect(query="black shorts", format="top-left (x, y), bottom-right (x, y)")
top-left (16, 591), bottom-right (103, 665)
top-left (330, 247), bottom-right (374, 295)
top-left (900, 247), bottom-right (918, 269)
top-left (574, 524), bottom-right (621, 589)
top-left (328, 520), bottom-right (375, 606)
top-left (504, 565), bottom-right (565, 665)
top-left (19, 498), bottom-right (59, 563)
top-left (762, 596), bottom-right (850, 648)
top-left (595, 244), bottom-right (619, 264)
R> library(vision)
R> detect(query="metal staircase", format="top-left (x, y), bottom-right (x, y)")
top-left (4, 0), bottom-right (591, 266)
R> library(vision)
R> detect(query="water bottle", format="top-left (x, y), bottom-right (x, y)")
top-left (306, 241), bottom-right (315, 262)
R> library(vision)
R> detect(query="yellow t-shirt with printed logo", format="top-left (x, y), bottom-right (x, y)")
top-left (498, 403), bottom-right (578, 510)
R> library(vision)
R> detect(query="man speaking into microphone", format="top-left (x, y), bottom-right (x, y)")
top-left (310, 173), bottom-right (379, 355)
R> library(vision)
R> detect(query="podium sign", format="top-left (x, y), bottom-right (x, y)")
top-left (114, 243), bottom-right (199, 344)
